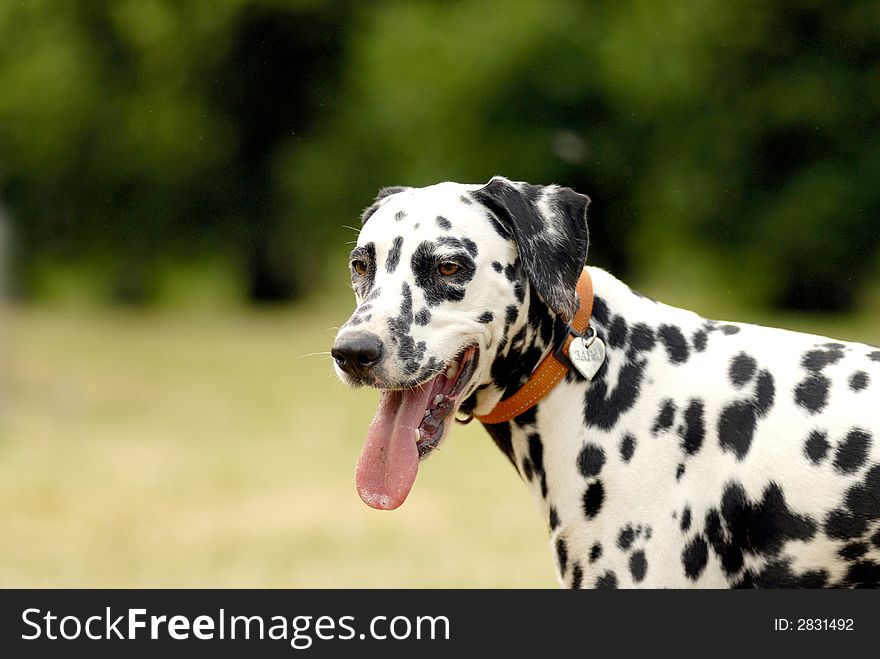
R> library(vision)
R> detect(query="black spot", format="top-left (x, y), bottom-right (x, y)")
top-left (491, 330), bottom-right (542, 399)
top-left (679, 399), bottom-right (705, 455)
top-left (362, 286), bottom-right (382, 303)
top-left (549, 507), bottom-right (559, 531)
top-left (682, 535), bottom-right (708, 580)
top-left (420, 356), bottom-right (437, 379)
top-left (825, 510), bottom-right (868, 541)
top-left (521, 458), bottom-right (533, 482)
top-left (435, 215), bottom-right (452, 230)
top-left (528, 433), bottom-right (548, 498)
top-left (387, 282), bottom-right (422, 372)
top-left (571, 562), bottom-right (583, 589)
top-left (582, 481), bottom-right (605, 519)
top-left (484, 421), bottom-right (515, 467)
top-left (492, 261), bottom-right (503, 273)
top-left (577, 444), bottom-right (606, 478)
top-left (869, 351), bottom-right (880, 362)
top-left (839, 542), bottom-right (869, 561)
top-left (658, 325), bottom-right (690, 364)
top-left (849, 371), bottom-right (870, 392)
top-left (681, 506), bottom-right (692, 532)
top-left (584, 359), bottom-right (647, 431)
top-left (504, 305), bottom-right (518, 326)
top-left (608, 316), bottom-right (629, 349)
top-left (595, 571), bottom-right (618, 589)
top-left (461, 238), bottom-right (478, 257)
top-left (794, 373), bottom-right (831, 414)
top-left (754, 371), bottom-right (776, 417)
top-left (589, 543), bottom-right (602, 563)
top-left (477, 311), bottom-right (493, 323)
top-left (736, 558), bottom-right (828, 588)
top-left (514, 405), bottom-right (538, 428)
top-left (804, 430), bottom-right (830, 464)
top-left (618, 525), bottom-right (636, 550)
top-left (350, 242), bottom-right (377, 297)
top-left (833, 428), bottom-right (872, 474)
top-left (705, 482), bottom-right (817, 576)
top-left (410, 240), bottom-right (476, 306)
top-left (840, 560), bottom-right (880, 588)
top-left (729, 353), bottom-right (757, 387)
top-left (555, 537), bottom-right (568, 574)
top-left (591, 297), bottom-right (609, 326)
top-left (459, 194), bottom-right (473, 205)
top-left (394, 210), bottom-right (406, 222)
top-left (721, 324), bottom-right (740, 335)
top-left (620, 434), bottom-right (636, 462)
top-left (675, 463), bottom-right (686, 480)
top-left (692, 329), bottom-right (707, 352)
top-left (514, 282), bottom-right (525, 303)
top-left (503, 260), bottom-right (521, 283)
top-left (802, 346), bottom-right (845, 371)
top-left (627, 324), bottom-right (656, 357)
top-left (717, 401), bottom-right (756, 460)
top-left (629, 550), bottom-right (647, 583)
top-left (526, 283), bottom-right (556, 347)
top-left (652, 399), bottom-right (677, 435)
top-left (414, 308), bottom-right (431, 326)
top-left (385, 236), bottom-right (403, 274)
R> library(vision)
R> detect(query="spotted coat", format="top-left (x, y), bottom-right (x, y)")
top-left (336, 177), bottom-right (880, 588)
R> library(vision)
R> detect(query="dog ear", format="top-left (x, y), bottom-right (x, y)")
top-left (360, 186), bottom-right (410, 225)
top-left (472, 176), bottom-right (590, 320)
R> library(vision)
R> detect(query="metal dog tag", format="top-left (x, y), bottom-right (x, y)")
top-left (569, 335), bottom-right (606, 381)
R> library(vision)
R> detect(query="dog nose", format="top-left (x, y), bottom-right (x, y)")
top-left (332, 332), bottom-right (384, 376)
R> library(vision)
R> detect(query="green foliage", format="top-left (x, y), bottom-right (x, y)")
top-left (1, 0), bottom-right (879, 310)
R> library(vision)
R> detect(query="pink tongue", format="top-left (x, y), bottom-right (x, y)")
top-left (356, 382), bottom-right (435, 510)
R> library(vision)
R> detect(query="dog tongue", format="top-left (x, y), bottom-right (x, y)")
top-left (356, 382), bottom-right (434, 510)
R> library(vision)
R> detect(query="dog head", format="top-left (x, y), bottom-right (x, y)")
top-left (333, 176), bottom-right (589, 509)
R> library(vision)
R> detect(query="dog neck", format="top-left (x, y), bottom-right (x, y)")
top-left (462, 282), bottom-right (567, 436)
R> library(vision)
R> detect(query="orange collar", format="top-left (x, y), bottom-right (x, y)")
top-left (475, 268), bottom-right (595, 425)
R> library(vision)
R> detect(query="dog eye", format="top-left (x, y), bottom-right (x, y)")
top-left (351, 260), bottom-right (368, 276)
top-left (437, 261), bottom-right (460, 277)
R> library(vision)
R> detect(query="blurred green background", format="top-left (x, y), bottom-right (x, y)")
top-left (1, 0), bottom-right (879, 587)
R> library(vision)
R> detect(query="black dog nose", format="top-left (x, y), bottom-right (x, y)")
top-left (332, 332), bottom-right (384, 376)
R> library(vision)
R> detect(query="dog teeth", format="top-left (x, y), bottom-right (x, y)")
top-left (446, 363), bottom-right (459, 379)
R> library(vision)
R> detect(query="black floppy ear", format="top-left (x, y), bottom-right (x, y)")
top-left (360, 186), bottom-right (410, 225)
top-left (472, 176), bottom-right (590, 320)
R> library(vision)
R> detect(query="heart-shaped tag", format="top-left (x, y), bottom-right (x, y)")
top-left (569, 335), bottom-right (606, 381)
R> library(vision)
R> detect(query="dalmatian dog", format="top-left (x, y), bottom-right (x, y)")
top-left (331, 176), bottom-right (880, 588)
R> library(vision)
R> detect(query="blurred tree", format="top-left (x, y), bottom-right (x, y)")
top-left (1, 0), bottom-right (878, 310)
top-left (0, 0), bottom-right (351, 303)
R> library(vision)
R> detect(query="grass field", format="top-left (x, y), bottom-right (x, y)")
top-left (1, 288), bottom-right (878, 587)
top-left (0, 301), bottom-right (553, 587)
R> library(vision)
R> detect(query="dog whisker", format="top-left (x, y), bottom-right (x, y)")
top-left (298, 351), bottom-right (332, 360)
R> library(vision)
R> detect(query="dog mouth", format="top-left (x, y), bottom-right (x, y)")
top-left (355, 345), bottom-right (479, 511)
